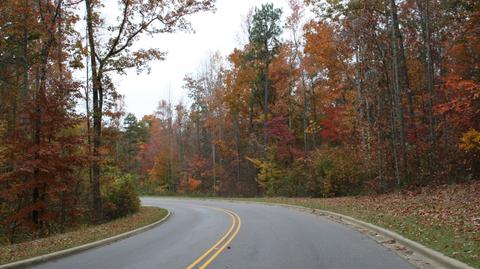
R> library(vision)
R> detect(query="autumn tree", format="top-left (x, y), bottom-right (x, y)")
top-left (135, 0), bottom-right (480, 198)
top-left (247, 3), bottom-right (283, 147)
top-left (84, 0), bottom-right (215, 220)
top-left (0, 0), bottom-right (86, 240)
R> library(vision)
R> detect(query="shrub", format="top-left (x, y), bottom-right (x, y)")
top-left (246, 157), bottom-right (285, 196)
top-left (459, 129), bottom-right (480, 177)
top-left (310, 146), bottom-right (371, 197)
top-left (278, 159), bottom-right (312, 197)
top-left (102, 174), bottom-right (140, 221)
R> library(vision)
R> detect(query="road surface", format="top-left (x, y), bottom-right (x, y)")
top-left (30, 198), bottom-right (416, 269)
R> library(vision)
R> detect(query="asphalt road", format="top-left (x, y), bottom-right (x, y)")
top-left (30, 198), bottom-right (417, 269)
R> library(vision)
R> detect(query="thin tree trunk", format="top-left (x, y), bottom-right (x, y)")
top-left (301, 71), bottom-right (308, 155)
top-left (376, 94), bottom-right (384, 182)
top-left (234, 112), bottom-right (241, 183)
top-left (263, 65), bottom-right (269, 149)
top-left (390, 0), bottom-right (407, 184)
top-left (310, 82), bottom-right (318, 148)
top-left (21, 0), bottom-right (29, 99)
top-left (248, 88), bottom-right (254, 132)
top-left (212, 137), bottom-right (216, 192)
top-left (195, 113), bottom-right (201, 155)
top-left (355, 47), bottom-right (368, 152)
top-left (419, 0), bottom-right (436, 149)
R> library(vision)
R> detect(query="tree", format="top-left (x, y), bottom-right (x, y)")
top-left (0, 0), bottom-right (86, 239)
top-left (84, 0), bottom-right (214, 221)
top-left (247, 3), bottom-right (283, 148)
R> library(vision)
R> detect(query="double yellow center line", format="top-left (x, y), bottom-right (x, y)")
top-left (186, 207), bottom-right (242, 269)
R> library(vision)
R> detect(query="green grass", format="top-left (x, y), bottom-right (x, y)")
top-left (243, 197), bottom-right (479, 268)
top-left (0, 207), bottom-right (168, 265)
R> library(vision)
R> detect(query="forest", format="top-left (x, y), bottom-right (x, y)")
top-left (135, 0), bottom-right (480, 196)
top-left (0, 0), bottom-right (479, 244)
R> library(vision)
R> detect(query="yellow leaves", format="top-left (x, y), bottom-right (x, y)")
top-left (245, 156), bottom-right (262, 168)
top-left (459, 129), bottom-right (480, 152)
top-left (245, 156), bottom-right (283, 195)
top-left (305, 120), bottom-right (321, 134)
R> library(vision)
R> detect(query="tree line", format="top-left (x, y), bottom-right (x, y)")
top-left (0, 0), bottom-right (478, 244)
top-left (0, 0), bottom-right (213, 243)
top-left (134, 0), bottom-right (479, 196)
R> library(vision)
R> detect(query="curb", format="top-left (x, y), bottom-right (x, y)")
top-left (232, 200), bottom-right (476, 269)
top-left (0, 208), bottom-right (171, 269)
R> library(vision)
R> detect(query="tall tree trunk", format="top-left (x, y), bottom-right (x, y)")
top-left (85, 25), bottom-right (93, 187)
top-left (32, 0), bottom-right (60, 228)
top-left (233, 112), bottom-right (241, 183)
top-left (396, 0), bottom-right (418, 178)
top-left (376, 94), bottom-right (384, 182)
top-left (195, 113), bottom-right (201, 155)
top-left (212, 137), bottom-right (216, 192)
top-left (419, 0), bottom-right (436, 150)
top-left (386, 61), bottom-right (401, 185)
top-left (398, 28), bottom-right (416, 134)
top-left (390, 0), bottom-right (407, 184)
top-left (263, 65), bottom-right (269, 149)
top-left (379, 39), bottom-right (401, 185)
top-left (355, 46), bottom-right (368, 152)
top-left (21, 0), bottom-right (29, 99)
top-left (248, 88), bottom-right (254, 132)
top-left (32, 46), bottom-right (48, 229)
top-left (301, 71), bottom-right (308, 155)
top-left (309, 80), bottom-right (318, 148)
top-left (85, 0), bottom-right (102, 222)
top-left (57, 6), bottom-right (67, 229)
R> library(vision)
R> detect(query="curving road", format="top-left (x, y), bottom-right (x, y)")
top-left (30, 198), bottom-right (416, 269)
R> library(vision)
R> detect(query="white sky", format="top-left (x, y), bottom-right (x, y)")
top-left (110, 0), bottom-right (294, 118)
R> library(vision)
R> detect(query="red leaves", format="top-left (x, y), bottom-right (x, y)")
top-left (265, 116), bottom-right (297, 159)
top-left (266, 116), bottom-right (295, 144)
top-left (318, 109), bottom-right (341, 143)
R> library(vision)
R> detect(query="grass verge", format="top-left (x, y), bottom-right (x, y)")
top-left (242, 182), bottom-right (479, 268)
top-left (0, 207), bottom-right (168, 265)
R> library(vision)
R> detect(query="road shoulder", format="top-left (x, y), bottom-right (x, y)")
top-left (215, 198), bottom-right (476, 269)
top-left (0, 207), bottom-right (170, 269)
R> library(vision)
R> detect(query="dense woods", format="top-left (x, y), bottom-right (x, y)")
top-left (136, 0), bottom-right (480, 196)
top-left (0, 0), bottom-right (479, 244)
top-left (0, 0), bottom-right (213, 243)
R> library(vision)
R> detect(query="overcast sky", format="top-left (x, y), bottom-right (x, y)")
top-left (109, 0), bottom-right (294, 118)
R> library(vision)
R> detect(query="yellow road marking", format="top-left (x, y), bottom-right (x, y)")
top-left (185, 206), bottom-right (241, 269)
top-left (199, 209), bottom-right (241, 269)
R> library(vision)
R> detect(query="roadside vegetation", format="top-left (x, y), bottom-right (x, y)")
top-left (0, 207), bottom-right (168, 265)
